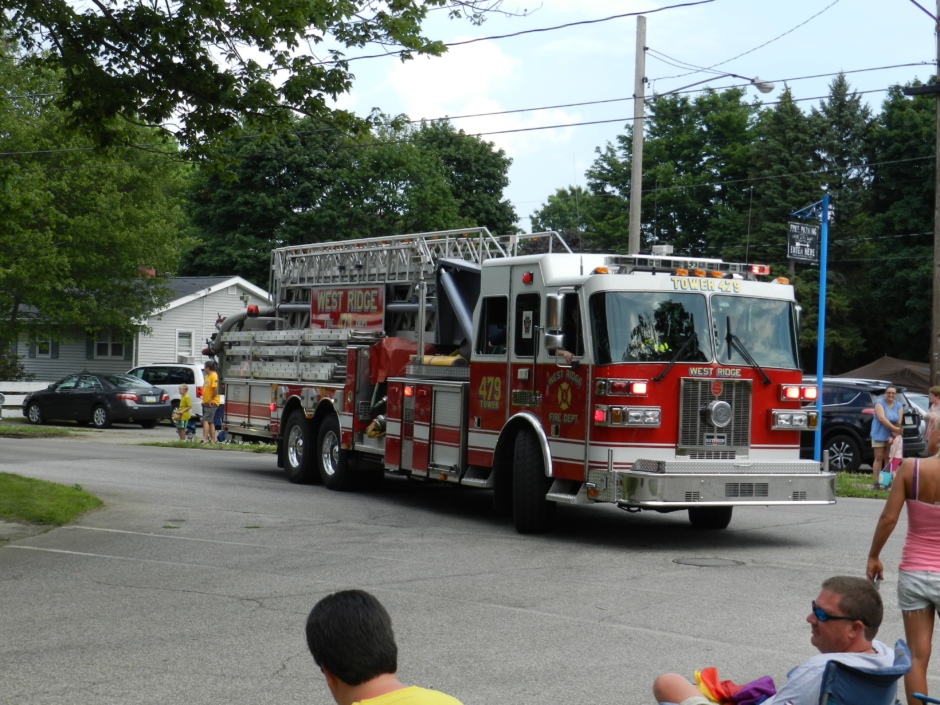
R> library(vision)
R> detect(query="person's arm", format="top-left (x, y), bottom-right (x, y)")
top-left (867, 458), bottom-right (911, 580)
top-left (874, 401), bottom-right (901, 434)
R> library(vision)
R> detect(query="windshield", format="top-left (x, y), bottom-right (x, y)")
top-left (589, 292), bottom-right (712, 364)
top-left (102, 374), bottom-right (154, 389)
top-left (712, 296), bottom-right (800, 369)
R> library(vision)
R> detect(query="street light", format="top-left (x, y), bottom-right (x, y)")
top-left (627, 16), bottom-right (776, 254)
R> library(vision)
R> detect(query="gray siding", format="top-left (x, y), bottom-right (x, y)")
top-left (138, 283), bottom-right (269, 365)
top-left (17, 335), bottom-right (133, 382)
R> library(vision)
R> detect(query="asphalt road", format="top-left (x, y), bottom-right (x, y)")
top-left (0, 434), bottom-right (931, 705)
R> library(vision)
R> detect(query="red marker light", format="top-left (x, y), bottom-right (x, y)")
top-left (269, 403), bottom-right (277, 411)
top-left (404, 386), bottom-right (414, 397)
top-left (802, 387), bottom-right (818, 401)
top-left (783, 386), bottom-right (801, 400)
top-left (521, 271), bottom-right (534, 284)
top-left (750, 265), bottom-right (770, 275)
top-left (593, 408), bottom-right (607, 423)
top-left (609, 380), bottom-right (630, 394)
top-left (246, 305), bottom-right (260, 316)
top-left (629, 381), bottom-right (648, 396)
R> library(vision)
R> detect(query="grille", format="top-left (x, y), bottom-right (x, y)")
top-left (358, 400), bottom-right (372, 422)
top-left (725, 482), bottom-right (769, 498)
top-left (679, 378), bottom-right (752, 451)
top-left (791, 491), bottom-right (807, 501)
top-left (684, 491), bottom-right (702, 502)
top-left (688, 450), bottom-right (737, 460)
top-left (511, 390), bottom-right (541, 407)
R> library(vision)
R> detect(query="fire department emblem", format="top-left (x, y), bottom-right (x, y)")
top-left (557, 382), bottom-right (572, 410)
top-left (711, 381), bottom-right (723, 396)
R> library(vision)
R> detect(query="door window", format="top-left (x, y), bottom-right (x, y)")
top-left (514, 293), bottom-right (540, 358)
top-left (56, 376), bottom-right (79, 390)
top-left (476, 297), bottom-right (508, 355)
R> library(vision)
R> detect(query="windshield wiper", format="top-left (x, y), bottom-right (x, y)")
top-left (725, 317), bottom-right (771, 385)
top-left (652, 327), bottom-right (699, 382)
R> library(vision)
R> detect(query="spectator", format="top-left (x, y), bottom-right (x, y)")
top-left (872, 387), bottom-right (903, 490)
top-left (201, 360), bottom-right (219, 444)
top-left (652, 576), bottom-right (893, 705)
top-left (305, 590), bottom-right (463, 705)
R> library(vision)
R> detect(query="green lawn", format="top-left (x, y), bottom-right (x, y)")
top-left (0, 473), bottom-right (102, 525)
top-left (835, 472), bottom-right (890, 499)
top-left (0, 424), bottom-right (74, 438)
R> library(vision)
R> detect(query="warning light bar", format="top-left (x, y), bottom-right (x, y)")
top-left (780, 384), bottom-right (818, 402)
top-left (594, 405), bottom-right (662, 428)
top-left (595, 379), bottom-right (649, 397)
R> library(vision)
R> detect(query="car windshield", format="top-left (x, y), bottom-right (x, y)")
top-left (102, 374), bottom-right (153, 389)
top-left (589, 292), bottom-right (712, 364)
top-left (712, 296), bottom-right (800, 370)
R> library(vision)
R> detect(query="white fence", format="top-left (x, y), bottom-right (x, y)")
top-left (0, 381), bottom-right (53, 419)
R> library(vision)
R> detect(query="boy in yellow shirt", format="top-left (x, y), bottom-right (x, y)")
top-left (176, 384), bottom-right (192, 442)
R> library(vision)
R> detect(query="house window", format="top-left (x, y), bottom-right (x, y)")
top-left (177, 331), bottom-right (194, 357)
top-left (35, 340), bottom-right (51, 357)
top-left (95, 333), bottom-right (126, 359)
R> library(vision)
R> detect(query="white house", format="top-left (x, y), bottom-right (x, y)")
top-left (16, 276), bottom-right (271, 382)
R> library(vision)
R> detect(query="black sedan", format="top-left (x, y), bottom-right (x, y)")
top-left (23, 374), bottom-right (171, 428)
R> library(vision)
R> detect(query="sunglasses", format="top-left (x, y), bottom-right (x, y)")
top-left (811, 601), bottom-right (865, 625)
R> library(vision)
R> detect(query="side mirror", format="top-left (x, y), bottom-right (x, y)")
top-left (545, 294), bottom-right (564, 352)
top-left (794, 303), bottom-right (803, 331)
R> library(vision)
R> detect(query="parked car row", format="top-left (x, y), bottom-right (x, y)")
top-left (22, 362), bottom-right (208, 429)
top-left (799, 377), bottom-right (926, 473)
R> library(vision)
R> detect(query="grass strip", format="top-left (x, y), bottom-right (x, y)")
top-left (0, 424), bottom-right (73, 439)
top-left (140, 441), bottom-right (276, 453)
top-left (835, 472), bottom-right (890, 499)
top-left (0, 473), bottom-right (102, 525)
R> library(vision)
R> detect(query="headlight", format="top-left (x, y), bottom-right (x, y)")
top-left (771, 409), bottom-right (809, 430)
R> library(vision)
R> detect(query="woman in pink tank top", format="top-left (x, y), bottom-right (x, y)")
top-left (868, 439), bottom-right (940, 704)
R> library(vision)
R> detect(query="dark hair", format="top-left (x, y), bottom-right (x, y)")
top-left (204, 360), bottom-right (217, 372)
top-left (822, 576), bottom-right (883, 640)
top-left (305, 590), bottom-right (398, 686)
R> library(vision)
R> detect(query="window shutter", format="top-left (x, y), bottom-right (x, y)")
top-left (51, 342), bottom-right (59, 359)
top-left (124, 338), bottom-right (133, 361)
top-left (28, 342), bottom-right (36, 358)
top-left (86, 336), bottom-right (95, 360)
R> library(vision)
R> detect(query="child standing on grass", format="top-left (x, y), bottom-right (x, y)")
top-left (176, 384), bottom-right (192, 442)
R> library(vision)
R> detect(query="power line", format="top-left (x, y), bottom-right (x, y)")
top-left (317, 0), bottom-right (715, 66)
top-left (649, 0), bottom-right (844, 83)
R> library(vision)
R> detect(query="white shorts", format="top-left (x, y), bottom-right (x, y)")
top-left (898, 569), bottom-right (940, 612)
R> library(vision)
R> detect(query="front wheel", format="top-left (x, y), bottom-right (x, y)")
top-left (826, 433), bottom-right (862, 473)
top-left (512, 427), bottom-right (555, 534)
top-left (91, 405), bottom-right (111, 429)
top-left (317, 415), bottom-right (352, 490)
top-left (283, 410), bottom-right (319, 484)
top-left (688, 506), bottom-right (733, 530)
top-left (26, 402), bottom-right (43, 425)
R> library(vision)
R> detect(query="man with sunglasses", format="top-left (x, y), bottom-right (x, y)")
top-left (653, 576), bottom-right (894, 705)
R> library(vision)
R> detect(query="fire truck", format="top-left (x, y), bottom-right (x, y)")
top-left (209, 227), bottom-right (835, 533)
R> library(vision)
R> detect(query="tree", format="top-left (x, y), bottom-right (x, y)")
top-left (0, 50), bottom-right (188, 357)
top-left (529, 186), bottom-right (598, 251)
top-left (4, 0), bottom-right (509, 156)
top-left (413, 120), bottom-right (517, 234)
top-left (184, 118), bottom-right (489, 285)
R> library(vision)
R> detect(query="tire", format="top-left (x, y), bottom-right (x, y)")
top-left (688, 506), bottom-right (733, 530)
top-left (26, 402), bottom-right (43, 425)
top-left (91, 405), bottom-right (112, 429)
top-left (826, 433), bottom-right (862, 473)
top-left (512, 427), bottom-right (555, 534)
top-left (139, 420), bottom-right (158, 429)
top-left (283, 411), bottom-right (319, 484)
top-left (317, 415), bottom-right (352, 490)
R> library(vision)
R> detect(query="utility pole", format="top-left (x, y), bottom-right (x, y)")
top-left (628, 16), bottom-right (646, 255)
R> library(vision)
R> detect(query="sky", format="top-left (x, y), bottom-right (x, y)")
top-left (327, 0), bottom-right (934, 232)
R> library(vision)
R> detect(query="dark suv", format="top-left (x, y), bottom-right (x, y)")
top-left (800, 377), bottom-right (926, 472)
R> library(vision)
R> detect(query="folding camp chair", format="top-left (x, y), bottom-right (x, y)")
top-left (817, 639), bottom-right (911, 705)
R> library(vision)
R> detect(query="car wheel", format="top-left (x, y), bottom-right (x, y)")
top-left (139, 420), bottom-right (158, 429)
top-left (317, 415), bottom-right (352, 490)
top-left (688, 506), bottom-right (733, 530)
top-left (26, 402), bottom-right (43, 425)
top-left (826, 433), bottom-right (862, 473)
top-left (512, 426), bottom-right (555, 534)
top-left (283, 410), bottom-right (319, 484)
top-left (91, 405), bottom-right (112, 429)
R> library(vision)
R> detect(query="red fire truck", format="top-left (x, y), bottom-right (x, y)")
top-left (210, 228), bottom-right (834, 533)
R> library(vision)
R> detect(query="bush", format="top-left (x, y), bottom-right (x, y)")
top-left (0, 354), bottom-right (35, 381)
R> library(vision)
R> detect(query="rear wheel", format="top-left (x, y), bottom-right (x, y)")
top-left (26, 402), bottom-right (43, 425)
top-left (825, 433), bottom-right (862, 473)
top-left (91, 405), bottom-right (111, 429)
top-left (688, 506), bottom-right (733, 530)
top-left (283, 411), bottom-right (319, 484)
top-left (317, 415), bottom-right (352, 490)
top-left (512, 427), bottom-right (555, 534)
